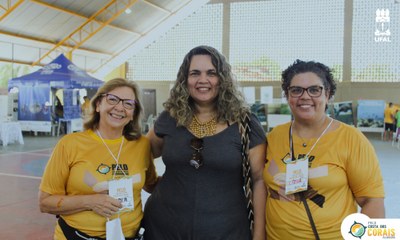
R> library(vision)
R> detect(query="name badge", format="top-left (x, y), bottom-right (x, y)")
top-left (106, 217), bottom-right (125, 240)
top-left (285, 157), bottom-right (308, 195)
top-left (109, 177), bottom-right (134, 212)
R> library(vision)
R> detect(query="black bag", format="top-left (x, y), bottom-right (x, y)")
top-left (58, 216), bottom-right (143, 240)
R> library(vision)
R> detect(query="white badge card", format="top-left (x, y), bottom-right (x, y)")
top-left (109, 177), bottom-right (134, 212)
top-left (106, 218), bottom-right (125, 240)
top-left (285, 157), bottom-right (308, 195)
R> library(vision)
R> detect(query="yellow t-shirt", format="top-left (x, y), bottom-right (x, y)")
top-left (384, 106), bottom-right (395, 123)
top-left (264, 122), bottom-right (384, 240)
top-left (40, 130), bottom-right (157, 239)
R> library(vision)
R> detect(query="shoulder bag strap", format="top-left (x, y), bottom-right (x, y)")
top-left (300, 192), bottom-right (320, 240)
top-left (239, 113), bottom-right (254, 236)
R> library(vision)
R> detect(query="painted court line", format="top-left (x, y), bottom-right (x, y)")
top-left (0, 172), bottom-right (42, 180)
top-left (0, 148), bottom-right (53, 157)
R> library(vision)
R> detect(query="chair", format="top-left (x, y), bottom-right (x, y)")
top-left (143, 114), bottom-right (154, 133)
top-left (51, 120), bottom-right (59, 137)
top-left (392, 131), bottom-right (400, 149)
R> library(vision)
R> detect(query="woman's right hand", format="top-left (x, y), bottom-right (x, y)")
top-left (90, 194), bottom-right (123, 218)
top-left (39, 191), bottom-right (123, 217)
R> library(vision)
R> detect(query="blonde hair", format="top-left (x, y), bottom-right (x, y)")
top-left (83, 78), bottom-right (143, 140)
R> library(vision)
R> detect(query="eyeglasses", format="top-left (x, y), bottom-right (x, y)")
top-left (102, 93), bottom-right (136, 110)
top-left (189, 138), bottom-right (203, 169)
top-left (287, 86), bottom-right (324, 98)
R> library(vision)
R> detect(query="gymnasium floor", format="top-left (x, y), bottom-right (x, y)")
top-left (0, 132), bottom-right (398, 239)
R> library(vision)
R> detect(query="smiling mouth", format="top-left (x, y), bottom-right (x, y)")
top-left (298, 104), bottom-right (313, 108)
top-left (197, 87), bottom-right (210, 91)
top-left (110, 113), bottom-right (125, 119)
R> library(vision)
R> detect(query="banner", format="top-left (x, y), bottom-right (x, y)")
top-left (341, 213), bottom-right (400, 239)
top-left (18, 85), bottom-right (51, 121)
top-left (357, 100), bottom-right (385, 132)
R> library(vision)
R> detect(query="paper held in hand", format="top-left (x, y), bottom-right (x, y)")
top-left (285, 157), bottom-right (308, 195)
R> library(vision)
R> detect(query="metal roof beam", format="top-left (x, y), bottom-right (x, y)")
top-left (30, 0), bottom-right (140, 36)
top-left (0, 57), bottom-right (44, 66)
top-left (0, 30), bottom-right (112, 55)
top-left (0, 0), bottom-right (24, 22)
top-left (0, 57), bottom-right (96, 73)
top-left (93, 0), bottom-right (197, 74)
top-left (32, 0), bottom-right (139, 66)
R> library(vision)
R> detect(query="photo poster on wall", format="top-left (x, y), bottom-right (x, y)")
top-left (242, 86), bottom-right (255, 104)
top-left (356, 100), bottom-right (385, 132)
top-left (260, 86), bottom-right (273, 104)
top-left (332, 101), bottom-right (354, 126)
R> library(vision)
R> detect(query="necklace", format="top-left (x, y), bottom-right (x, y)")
top-left (189, 114), bottom-right (217, 138)
top-left (290, 118), bottom-right (334, 157)
top-left (294, 119), bottom-right (334, 148)
top-left (96, 129), bottom-right (126, 178)
top-left (298, 136), bottom-right (308, 147)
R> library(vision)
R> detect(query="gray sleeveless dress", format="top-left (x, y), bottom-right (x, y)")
top-left (143, 111), bottom-right (265, 240)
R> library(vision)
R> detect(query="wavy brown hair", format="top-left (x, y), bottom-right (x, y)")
top-left (83, 78), bottom-right (143, 140)
top-left (164, 45), bottom-right (250, 126)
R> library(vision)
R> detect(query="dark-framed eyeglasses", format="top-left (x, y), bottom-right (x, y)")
top-left (287, 85), bottom-right (324, 98)
top-left (189, 138), bottom-right (203, 169)
top-left (101, 93), bottom-right (136, 110)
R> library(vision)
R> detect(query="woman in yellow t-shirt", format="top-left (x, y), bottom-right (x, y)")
top-left (264, 60), bottom-right (385, 240)
top-left (39, 78), bottom-right (158, 239)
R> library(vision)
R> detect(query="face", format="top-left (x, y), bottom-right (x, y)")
top-left (96, 86), bottom-right (136, 133)
top-left (187, 55), bottom-right (219, 106)
top-left (287, 72), bottom-right (329, 122)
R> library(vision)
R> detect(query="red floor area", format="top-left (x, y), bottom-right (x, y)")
top-left (0, 149), bottom-right (55, 240)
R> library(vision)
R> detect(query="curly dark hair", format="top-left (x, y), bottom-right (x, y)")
top-left (281, 59), bottom-right (337, 100)
top-left (164, 45), bottom-right (249, 126)
top-left (83, 78), bottom-right (143, 140)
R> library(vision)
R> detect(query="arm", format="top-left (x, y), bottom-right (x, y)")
top-left (249, 143), bottom-right (267, 240)
top-left (143, 127), bottom-right (164, 192)
top-left (38, 191), bottom-right (122, 218)
top-left (146, 127), bottom-right (164, 159)
top-left (356, 197), bottom-right (385, 218)
top-left (143, 152), bottom-right (161, 193)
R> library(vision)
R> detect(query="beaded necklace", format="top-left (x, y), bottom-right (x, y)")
top-left (189, 114), bottom-right (217, 138)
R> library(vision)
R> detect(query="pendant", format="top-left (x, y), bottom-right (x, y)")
top-left (302, 143), bottom-right (307, 147)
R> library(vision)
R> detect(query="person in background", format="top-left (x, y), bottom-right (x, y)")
top-left (143, 45), bottom-right (266, 240)
top-left (264, 60), bottom-right (385, 239)
top-left (39, 78), bottom-right (158, 240)
top-left (81, 95), bottom-right (91, 119)
top-left (395, 109), bottom-right (400, 142)
top-left (54, 96), bottom-right (64, 119)
top-left (383, 102), bottom-right (396, 141)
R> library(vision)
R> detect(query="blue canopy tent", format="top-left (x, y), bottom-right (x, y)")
top-left (8, 54), bottom-right (104, 132)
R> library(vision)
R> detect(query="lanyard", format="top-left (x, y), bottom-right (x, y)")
top-left (289, 118), bottom-right (334, 160)
top-left (96, 129), bottom-right (126, 178)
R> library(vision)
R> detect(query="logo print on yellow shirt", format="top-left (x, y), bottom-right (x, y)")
top-left (97, 163), bottom-right (111, 174)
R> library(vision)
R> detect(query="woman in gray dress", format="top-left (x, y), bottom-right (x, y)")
top-left (144, 45), bottom-right (266, 240)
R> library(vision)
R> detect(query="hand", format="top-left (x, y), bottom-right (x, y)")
top-left (90, 194), bottom-right (123, 218)
top-left (273, 173), bottom-right (286, 185)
